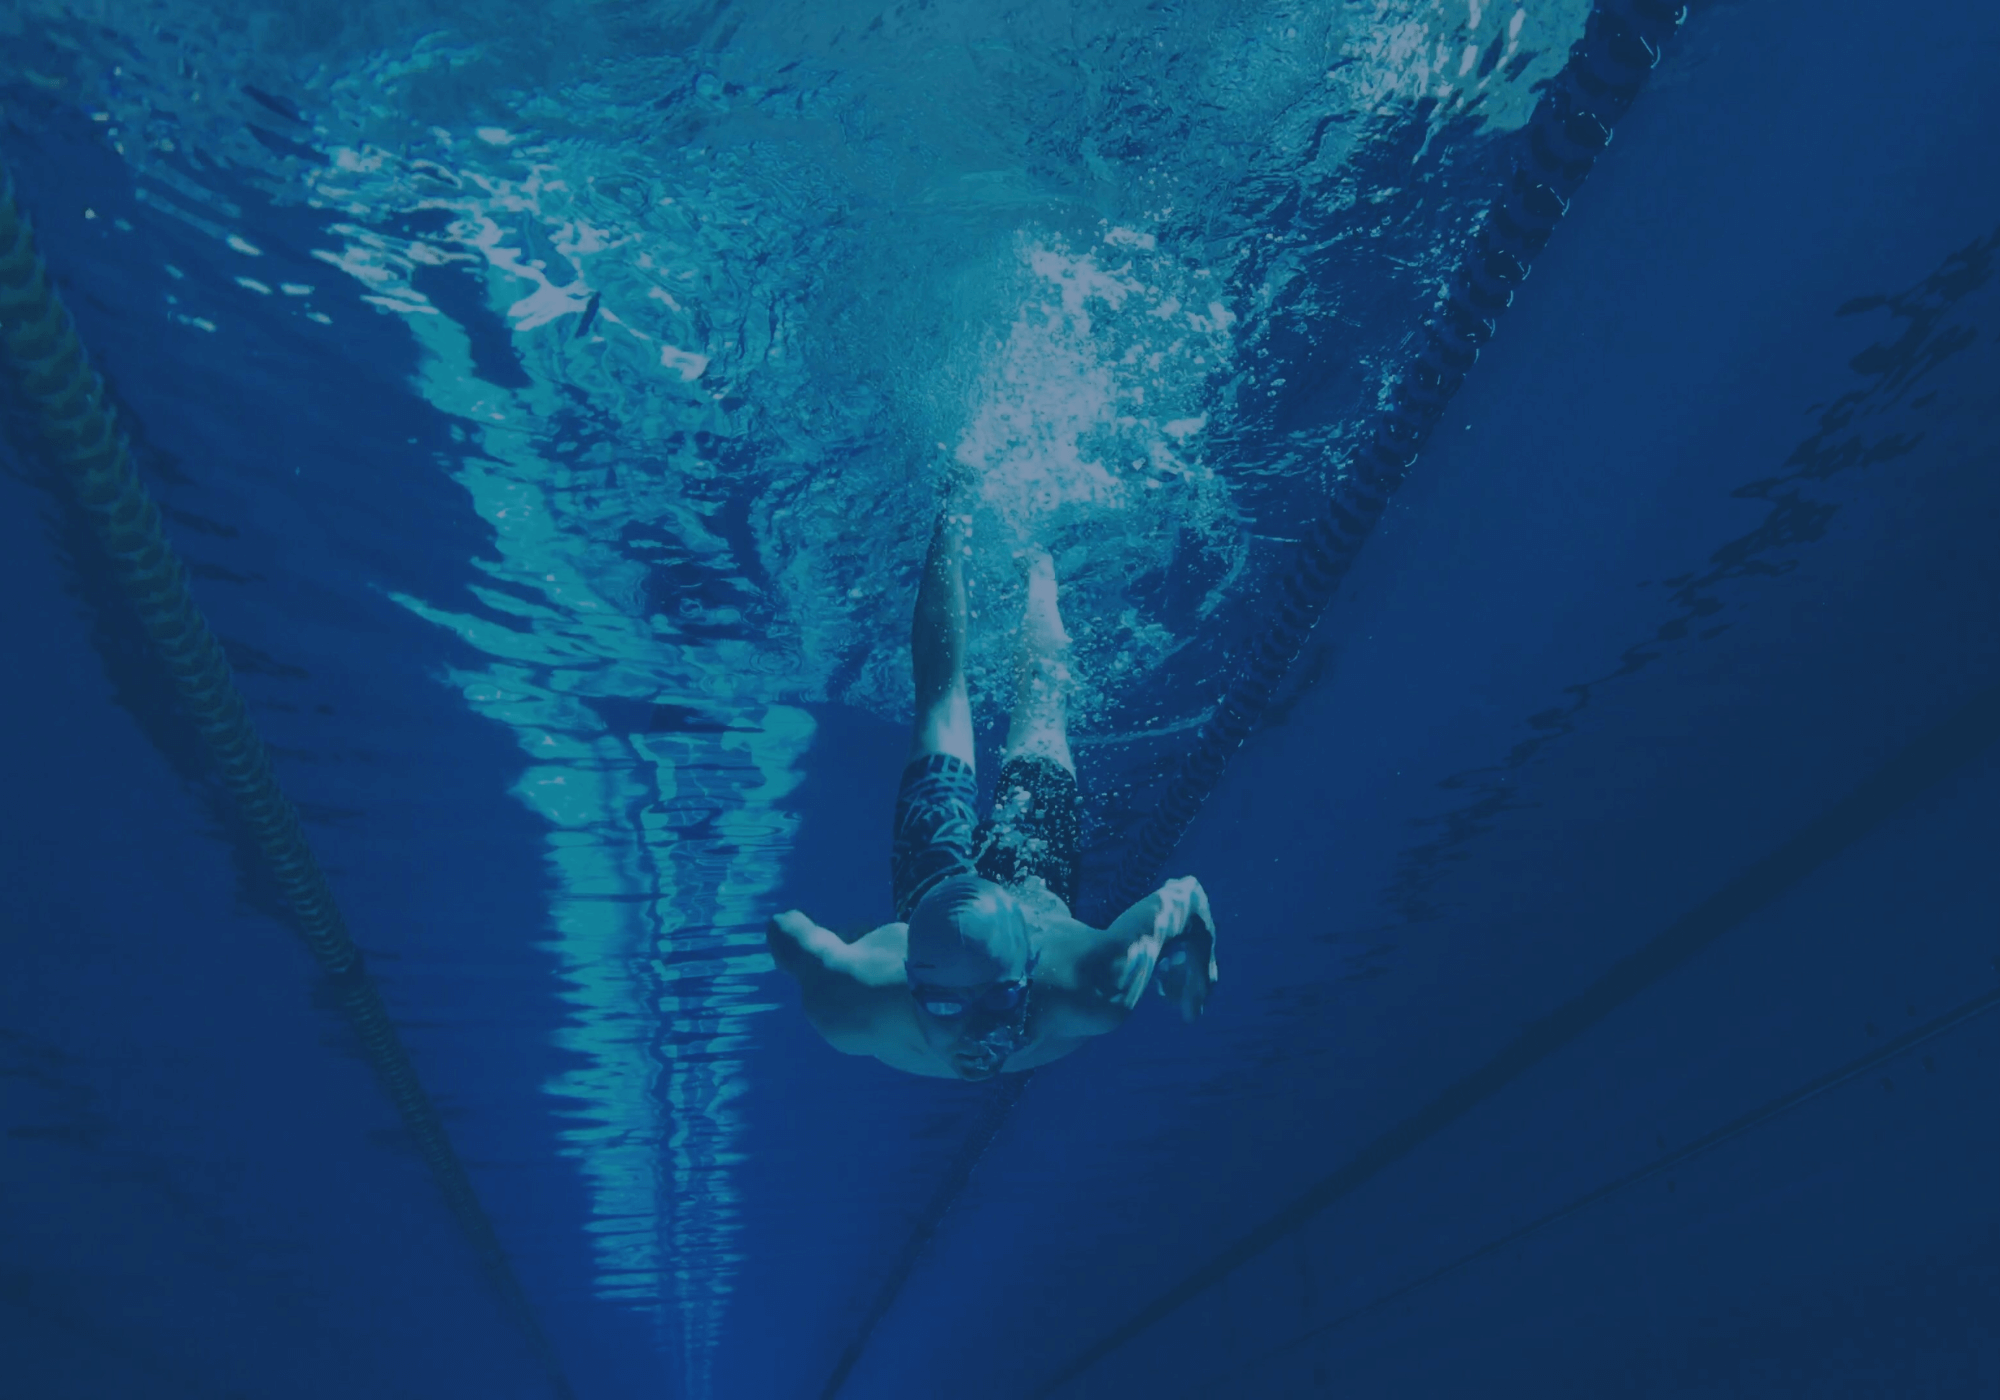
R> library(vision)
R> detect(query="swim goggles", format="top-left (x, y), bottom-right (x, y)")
top-left (909, 952), bottom-right (1038, 1018)
top-left (909, 978), bottom-right (1029, 1018)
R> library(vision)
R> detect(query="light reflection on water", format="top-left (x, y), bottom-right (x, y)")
top-left (0, 0), bottom-right (1586, 1388)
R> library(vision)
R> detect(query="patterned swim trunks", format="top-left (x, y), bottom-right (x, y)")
top-left (890, 751), bottom-right (1080, 921)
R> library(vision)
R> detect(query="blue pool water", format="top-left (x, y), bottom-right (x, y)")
top-left (3, 0), bottom-right (1998, 1396)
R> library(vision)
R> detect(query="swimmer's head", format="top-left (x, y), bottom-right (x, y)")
top-left (906, 874), bottom-right (1032, 980)
top-left (905, 875), bottom-right (1035, 1080)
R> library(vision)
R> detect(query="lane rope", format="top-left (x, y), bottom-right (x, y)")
top-left (822, 3), bottom-right (1688, 1394)
top-left (1108, 0), bottom-right (1688, 912)
top-left (1206, 979), bottom-right (2000, 1395)
top-left (0, 154), bottom-right (576, 1400)
top-left (1048, 681), bottom-right (2000, 1396)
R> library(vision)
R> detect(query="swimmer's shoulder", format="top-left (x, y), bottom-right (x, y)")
top-left (779, 920), bottom-right (958, 1075)
top-left (770, 914), bottom-right (903, 1020)
top-left (843, 929), bottom-right (959, 1077)
top-left (1027, 912), bottom-right (1135, 1037)
top-left (840, 921), bottom-right (913, 986)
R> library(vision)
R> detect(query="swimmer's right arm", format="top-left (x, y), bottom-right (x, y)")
top-left (766, 911), bottom-right (909, 1052)
top-left (765, 910), bottom-right (848, 981)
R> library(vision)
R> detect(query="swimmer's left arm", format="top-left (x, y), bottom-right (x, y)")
top-left (1078, 876), bottom-right (1218, 1025)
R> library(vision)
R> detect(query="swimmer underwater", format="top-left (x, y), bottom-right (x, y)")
top-left (766, 503), bottom-right (1219, 1081)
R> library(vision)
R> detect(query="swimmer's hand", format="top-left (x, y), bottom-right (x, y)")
top-left (1153, 878), bottom-right (1217, 1023)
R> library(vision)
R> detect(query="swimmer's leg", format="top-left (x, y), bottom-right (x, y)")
top-left (974, 548), bottom-right (1080, 908)
top-left (910, 504), bottom-right (975, 766)
top-left (1001, 546), bottom-right (1073, 773)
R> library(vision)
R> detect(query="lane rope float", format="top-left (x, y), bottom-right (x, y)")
top-left (0, 154), bottom-right (576, 1400)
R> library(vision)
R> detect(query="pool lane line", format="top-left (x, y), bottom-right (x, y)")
top-left (1106, 0), bottom-right (1690, 914)
top-left (1186, 982), bottom-right (2000, 1397)
top-left (816, 3), bottom-right (1693, 1396)
top-left (818, 1072), bottom-right (1035, 1400)
top-left (1036, 681), bottom-right (2000, 1397)
top-left (0, 157), bottom-right (578, 1400)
